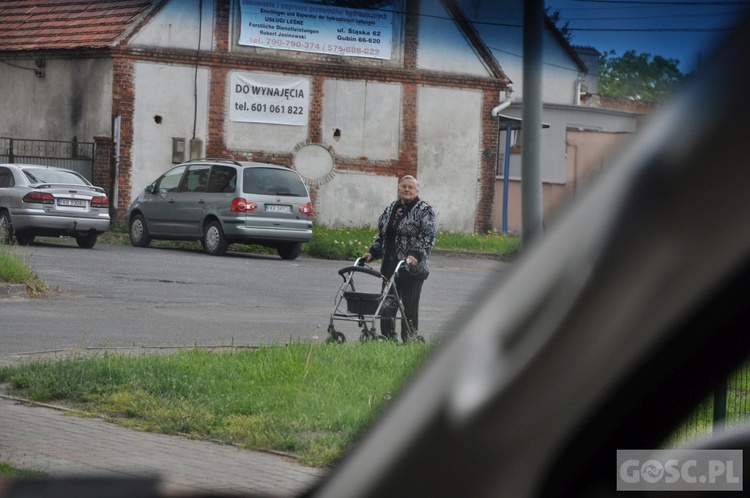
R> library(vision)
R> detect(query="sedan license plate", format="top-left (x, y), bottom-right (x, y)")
top-left (57, 198), bottom-right (87, 207)
top-left (265, 204), bottom-right (292, 214)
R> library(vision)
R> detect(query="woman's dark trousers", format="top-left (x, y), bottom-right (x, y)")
top-left (380, 276), bottom-right (424, 342)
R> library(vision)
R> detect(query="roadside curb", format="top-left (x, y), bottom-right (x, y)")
top-left (431, 248), bottom-right (518, 262)
top-left (1, 284), bottom-right (27, 298)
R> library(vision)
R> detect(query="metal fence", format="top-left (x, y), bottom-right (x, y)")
top-left (670, 363), bottom-right (750, 444)
top-left (0, 137), bottom-right (94, 180)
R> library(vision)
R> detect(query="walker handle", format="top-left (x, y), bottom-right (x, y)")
top-left (338, 265), bottom-right (382, 278)
top-left (395, 259), bottom-right (410, 274)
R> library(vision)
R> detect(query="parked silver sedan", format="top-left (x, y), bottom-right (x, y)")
top-left (0, 163), bottom-right (110, 248)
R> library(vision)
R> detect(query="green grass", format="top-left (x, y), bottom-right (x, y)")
top-left (435, 230), bottom-right (521, 257)
top-left (303, 226), bottom-right (378, 260)
top-left (0, 246), bottom-right (45, 293)
top-left (0, 342), bottom-right (436, 467)
top-left (0, 246), bottom-right (34, 283)
top-left (0, 462), bottom-right (45, 478)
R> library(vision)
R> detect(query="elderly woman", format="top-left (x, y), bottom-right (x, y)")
top-left (363, 175), bottom-right (437, 342)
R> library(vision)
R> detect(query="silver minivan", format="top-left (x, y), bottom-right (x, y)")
top-left (127, 159), bottom-right (313, 259)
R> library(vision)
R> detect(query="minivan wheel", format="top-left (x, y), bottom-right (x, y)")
top-left (129, 214), bottom-right (151, 247)
top-left (75, 232), bottom-right (98, 249)
top-left (15, 232), bottom-right (34, 246)
top-left (204, 221), bottom-right (228, 256)
top-left (278, 242), bottom-right (302, 260)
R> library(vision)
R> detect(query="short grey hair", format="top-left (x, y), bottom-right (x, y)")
top-left (399, 175), bottom-right (419, 188)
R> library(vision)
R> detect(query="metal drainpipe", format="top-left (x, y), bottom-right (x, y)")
top-left (502, 122), bottom-right (513, 233)
top-left (492, 100), bottom-right (513, 233)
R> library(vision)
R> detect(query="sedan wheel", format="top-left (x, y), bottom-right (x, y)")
top-left (0, 211), bottom-right (12, 245)
top-left (75, 232), bottom-right (98, 249)
top-left (203, 221), bottom-right (228, 256)
top-left (129, 214), bottom-right (151, 247)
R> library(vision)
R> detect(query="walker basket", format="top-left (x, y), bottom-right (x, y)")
top-left (343, 291), bottom-right (382, 315)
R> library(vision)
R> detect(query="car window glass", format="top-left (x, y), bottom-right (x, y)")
top-left (243, 167), bottom-right (307, 196)
top-left (23, 168), bottom-right (88, 186)
top-left (155, 166), bottom-right (186, 193)
top-left (182, 165), bottom-right (211, 192)
top-left (207, 166), bottom-right (237, 193)
top-left (0, 167), bottom-right (13, 188)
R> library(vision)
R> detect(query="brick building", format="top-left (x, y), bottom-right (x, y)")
top-left (0, 0), bottom-right (641, 234)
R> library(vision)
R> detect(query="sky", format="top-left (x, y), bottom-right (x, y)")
top-left (545, 0), bottom-right (750, 73)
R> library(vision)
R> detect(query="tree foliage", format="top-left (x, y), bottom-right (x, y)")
top-left (546, 7), bottom-right (572, 42)
top-left (599, 50), bottom-right (685, 103)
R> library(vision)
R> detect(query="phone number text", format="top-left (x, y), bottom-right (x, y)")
top-left (244, 37), bottom-right (382, 56)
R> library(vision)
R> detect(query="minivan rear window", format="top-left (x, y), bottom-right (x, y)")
top-left (243, 168), bottom-right (307, 197)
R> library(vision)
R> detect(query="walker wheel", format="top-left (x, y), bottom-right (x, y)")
top-left (402, 334), bottom-right (425, 344)
top-left (326, 326), bottom-right (346, 344)
top-left (360, 329), bottom-right (384, 342)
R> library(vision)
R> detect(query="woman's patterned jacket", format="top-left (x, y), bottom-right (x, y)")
top-left (368, 196), bottom-right (437, 280)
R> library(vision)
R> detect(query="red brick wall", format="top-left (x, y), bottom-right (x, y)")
top-left (477, 88), bottom-right (500, 233)
top-left (92, 136), bottom-right (111, 189)
top-left (92, 136), bottom-right (113, 220)
top-left (111, 58), bottom-right (135, 221)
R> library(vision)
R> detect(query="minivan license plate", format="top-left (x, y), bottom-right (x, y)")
top-left (265, 204), bottom-right (292, 213)
top-left (58, 198), bottom-right (87, 207)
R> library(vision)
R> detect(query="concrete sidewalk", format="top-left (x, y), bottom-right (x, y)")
top-left (0, 393), bottom-right (325, 496)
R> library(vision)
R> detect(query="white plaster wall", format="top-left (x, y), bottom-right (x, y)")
top-left (499, 105), bottom-right (639, 184)
top-left (130, 62), bottom-right (209, 200)
top-left (129, 0), bottom-right (215, 51)
top-left (540, 44), bottom-right (583, 104)
top-left (0, 58), bottom-right (112, 141)
top-left (417, 86), bottom-right (483, 233)
top-left (417, 0), bottom-right (490, 76)
top-left (224, 72), bottom-right (309, 153)
top-left (322, 80), bottom-right (401, 160)
top-left (315, 173), bottom-right (397, 228)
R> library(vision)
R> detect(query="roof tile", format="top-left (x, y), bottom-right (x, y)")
top-left (0, 0), bottom-right (156, 51)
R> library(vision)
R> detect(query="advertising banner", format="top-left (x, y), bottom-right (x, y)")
top-left (239, 0), bottom-right (393, 60)
top-left (229, 72), bottom-right (310, 126)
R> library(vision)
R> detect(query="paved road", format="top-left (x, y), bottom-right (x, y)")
top-left (1, 240), bottom-right (512, 355)
top-left (0, 240), bottom-right (513, 495)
